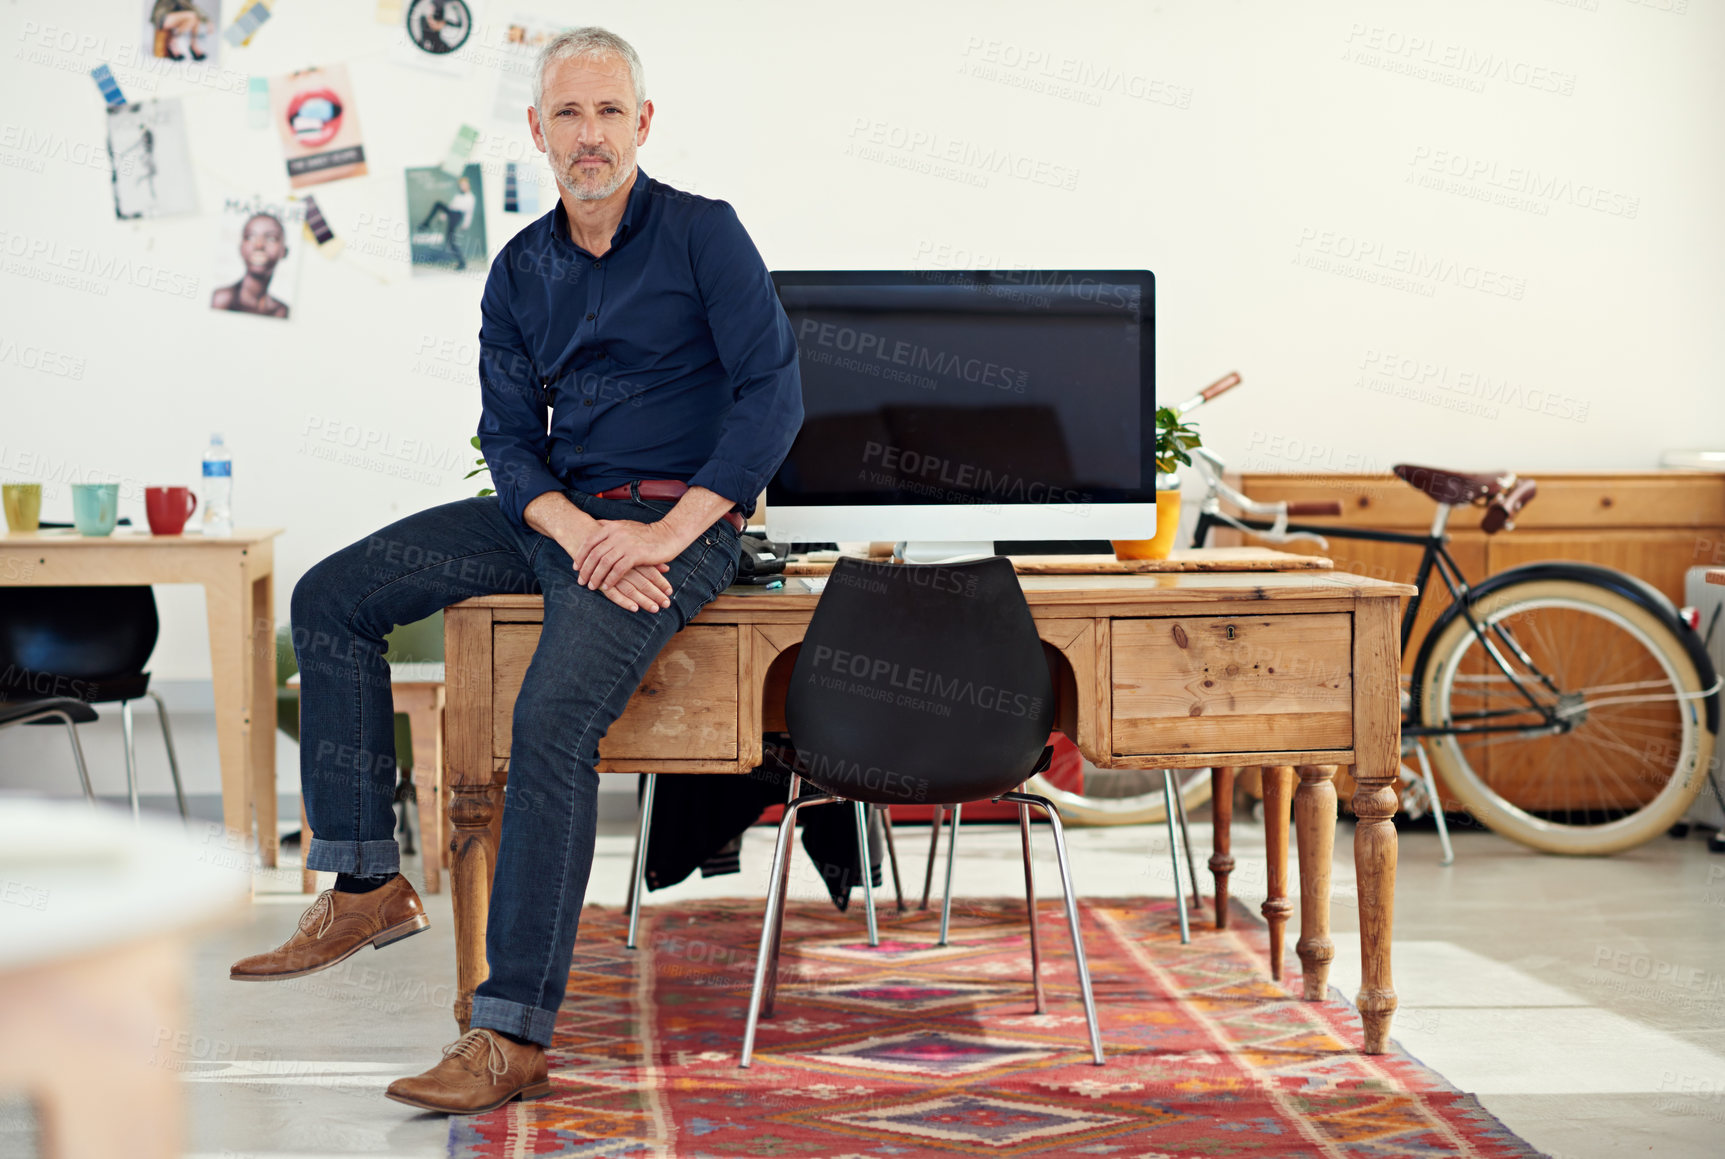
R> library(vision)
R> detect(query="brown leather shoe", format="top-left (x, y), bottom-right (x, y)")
top-left (229, 876), bottom-right (429, 982)
top-left (385, 1029), bottom-right (550, 1115)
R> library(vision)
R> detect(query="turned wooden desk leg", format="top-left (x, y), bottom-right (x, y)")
top-left (1353, 599), bottom-right (1401, 1054)
top-left (1208, 766), bottom-right (1235, 930)
top-left (1260, 765), bottom-right (1295, 982)
top-left (1294, 765), bottom-right (1337, 1000)
top-left (445, 608), bottom-right (496, 1034)
top-left (449, 781), bottom-right (499, 1034)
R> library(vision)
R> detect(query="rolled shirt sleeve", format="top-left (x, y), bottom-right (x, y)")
top-left (477, 263), bottom-right (566, 531)
top-left (685, 201), bottom-right (803, 513)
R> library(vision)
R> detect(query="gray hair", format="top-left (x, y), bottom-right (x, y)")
top-left (531, 27), bottom-right (647, 113)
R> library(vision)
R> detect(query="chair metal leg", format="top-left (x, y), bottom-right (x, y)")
top-left (762, 774), bottom-right (801, 1018)
top-left (625, 773), bottom-right (657, 950)
top-left (1413, 741), bottom-right (1456, 866)
top-left (121, 699), bottom-right (141, 823)
top-left (1018, 800), bottom-right (1046, 1014)
top-left (879, 806), bottom-right (906, 913)
top-left (1171, 772), bottom-right (1203, 915)
top-left (1000, 792), bottom-right (1104, 1065)
top-left (938, 802), bottom-right (962, 945)
top-left (145, 691), bottom-right (188, 821)
top-left (919, 804), bottom-right (944, 910)
top-left (741, 785), bottom-right (837, 1068)
top-left (854, 800), bottom-right (879, 946)
top-left (62, 716), bottom-right (95, 805)
top-left (1162, 769), bottom-right (1190, 944)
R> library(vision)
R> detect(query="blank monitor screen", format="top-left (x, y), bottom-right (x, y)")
top-left (767, 270), bottom-right (1156, 509)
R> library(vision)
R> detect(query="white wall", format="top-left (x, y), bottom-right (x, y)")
top-left (3, 0), bottom-right (1722, 793)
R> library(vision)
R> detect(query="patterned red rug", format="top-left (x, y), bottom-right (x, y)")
top-left (449, 897), bottom-right (1541, 1157)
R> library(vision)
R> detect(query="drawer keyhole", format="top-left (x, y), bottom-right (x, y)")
top-left (1226, 625), bottom-right (1236, 639)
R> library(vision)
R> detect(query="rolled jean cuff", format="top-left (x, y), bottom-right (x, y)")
top-left (305, 837), bottom-right (400, 877)
top-left (469, 996), bottom-right (557, 1048)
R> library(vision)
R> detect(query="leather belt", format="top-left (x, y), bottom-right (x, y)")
top-left (593, 479), bottom-right (745, 532)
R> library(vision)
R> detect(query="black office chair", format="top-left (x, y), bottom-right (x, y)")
top-left (0, 586), bottom-right (187, 820)
top-left (738, 556), bottom-right (1104, 1067)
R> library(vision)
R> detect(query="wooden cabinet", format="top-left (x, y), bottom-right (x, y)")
top-left (1223, 470), bottom-right (1725, 810)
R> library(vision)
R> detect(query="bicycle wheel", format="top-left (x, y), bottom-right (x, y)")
top-left (1418, 576), bottom-right (1714, 854)
top-left (1025, 760), bottom-right (1213, 826)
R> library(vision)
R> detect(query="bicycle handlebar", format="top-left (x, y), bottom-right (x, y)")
top-left (1175, 370), bottom-right (1243, 415)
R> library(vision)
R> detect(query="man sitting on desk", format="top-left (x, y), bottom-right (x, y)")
top-left (227, 26), bottom-right (803, 1115)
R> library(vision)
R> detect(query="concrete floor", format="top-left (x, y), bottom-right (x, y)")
top-left (176, 808), bottom-right (1725, 1159)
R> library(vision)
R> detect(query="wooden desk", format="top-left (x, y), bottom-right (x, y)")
top-left (444, 568), bottom-right (1416, 1053)
top-left (0, 528), bottom-right (283, 864)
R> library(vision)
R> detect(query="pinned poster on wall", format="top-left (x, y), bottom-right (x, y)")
top-left (406, 163), bottom-right (486, 275)
top-left (490, 14), bottom-right (559, 122)
top-left (394, 0), bottom-right (478, 76)
top-left (209, 196), bottom-right (304, 320)
top-left (269, 65), bottom-right (368, 188)
top-left (142, 0), bottom-right (223, 65)
top-left (106, 98), bottom-right (198, 219)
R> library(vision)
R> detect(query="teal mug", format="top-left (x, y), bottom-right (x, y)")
top-left (71, 482), bottom-right (120, 536)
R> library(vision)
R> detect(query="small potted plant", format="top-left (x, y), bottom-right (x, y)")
top-left (1112, 406), bottom-right (1199, 561)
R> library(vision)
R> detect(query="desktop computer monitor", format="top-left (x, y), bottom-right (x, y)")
top-left (764, 270), bottom-right (1156, 561)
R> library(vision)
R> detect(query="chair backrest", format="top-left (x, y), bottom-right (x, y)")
top-left (785, 556), bottom-right (1053, 807)
top-left (0, 587), bottom-right (159, 698)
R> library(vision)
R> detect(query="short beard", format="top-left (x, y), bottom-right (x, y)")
top-left (554, 152), bottom-right (634, 202)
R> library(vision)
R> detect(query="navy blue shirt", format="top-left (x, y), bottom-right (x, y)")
top-left (476, 165), bottom-right (802, 530)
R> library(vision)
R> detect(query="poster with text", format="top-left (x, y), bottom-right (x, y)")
top-left (269, 65), bottom-right (368, 188)
top-left (406, 164), bottom-right (486, 275)
top-left (106, 99), bottom-right (198, 219)
top-left (209, 197), bottom-right (304, 320)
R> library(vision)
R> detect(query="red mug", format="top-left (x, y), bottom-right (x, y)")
top-left (145, 485), bottom-right (198, 535)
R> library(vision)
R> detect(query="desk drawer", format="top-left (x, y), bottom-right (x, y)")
top-left (1111, 614), bottom-right (1352, 755)
top-left (492, 624), bottom-right (739, 761)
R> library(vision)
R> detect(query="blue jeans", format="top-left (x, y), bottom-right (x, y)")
top-left (292, 488), bottom-right (741, 1046)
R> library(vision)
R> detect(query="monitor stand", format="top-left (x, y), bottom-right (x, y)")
top-left (896, 540), bottom-right (995, 565)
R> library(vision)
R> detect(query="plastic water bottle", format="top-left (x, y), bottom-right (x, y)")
top-left (202, 433), bottom-right (233, 536)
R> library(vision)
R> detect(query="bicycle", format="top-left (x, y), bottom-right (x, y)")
top-left (1026, 373), bottom-right (1721, 856)
top-left (1185, 383), bottom-right (1720, 857)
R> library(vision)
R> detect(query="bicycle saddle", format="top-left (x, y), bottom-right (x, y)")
top-left (1392, 464), bottom-right (1538, 533)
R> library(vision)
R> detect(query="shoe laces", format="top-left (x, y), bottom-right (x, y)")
top-left (298, 890), bottom-right (336, 939)
top-left (443, 1030), bottom-right (510, 1079)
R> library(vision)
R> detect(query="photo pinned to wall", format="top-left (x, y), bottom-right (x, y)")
top-left (406, 163), bottom-right (485, 274)
top-left (394, 0), bottom-right (477, 76)
top-left (142, 0), bottom-right (221, 64)
top-left (106, 98), bottom-right (198, 220)
top-left (491, 14), bottom-right (559, 122)
top-left (503, 161), bottom-right (539, 214)
top-left (269, 65), bottom-right (367, 188)
top-left (209, 196), bottom-right (304, 319)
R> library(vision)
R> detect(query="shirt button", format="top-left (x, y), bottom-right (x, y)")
top-left (585, 313), bottom-right (595, 321)
top-left (583, 399), bottom-right (594, 406)
top-left (593, 261), bottom-right (602, 269)
top-left (574, 445), bottom-right (584, 453)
